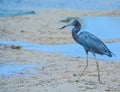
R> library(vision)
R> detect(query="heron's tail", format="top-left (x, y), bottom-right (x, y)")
top-left (108, 51), bottom-right (115, 57)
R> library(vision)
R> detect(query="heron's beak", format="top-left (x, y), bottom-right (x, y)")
top-left (59, 24), bottom-right (71, 30)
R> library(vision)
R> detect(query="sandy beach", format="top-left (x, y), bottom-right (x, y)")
top-left (0, 9), bottom-right (120, 92)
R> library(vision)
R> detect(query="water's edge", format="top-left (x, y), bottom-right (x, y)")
top-left (0, 40), bottom-right (120, 61)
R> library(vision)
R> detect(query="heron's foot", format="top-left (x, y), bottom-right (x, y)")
top-left (98, 77), bottom-right (105, 84)
top-left (99, 81), bottom-right (105, 84)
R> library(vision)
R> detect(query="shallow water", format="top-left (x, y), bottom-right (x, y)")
top-left (0, 41), bottom-right (120, 61)
top-left (0, 62), bottom-right (44, 76)
top-left (77, 17), bottom-right (120, 39)
top-left (0, 40), bottom-right (119, 76)
top-left (0, 0), bottom-right (120, 10)
top-left (0, 0), bottom-right (120, 17)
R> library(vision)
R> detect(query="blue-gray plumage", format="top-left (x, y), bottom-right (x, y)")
top-left (60, 20), bottom-right (113, 83)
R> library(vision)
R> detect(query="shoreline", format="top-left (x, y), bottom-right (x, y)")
top-left (0, 9), bottom-right (120, 44)
top-left (38, 9), bottom-right (120, 16)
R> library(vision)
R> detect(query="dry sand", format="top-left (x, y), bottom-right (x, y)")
top-left (0, 9), bottom-right (120, 92)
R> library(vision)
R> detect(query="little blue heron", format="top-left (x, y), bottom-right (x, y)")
top-left (60, 20), bottom-right (113, 83)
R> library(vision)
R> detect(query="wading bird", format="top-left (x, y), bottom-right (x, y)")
top-left (60, 20), bottom-right (113, 83)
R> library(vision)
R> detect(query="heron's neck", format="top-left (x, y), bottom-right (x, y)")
top-left (72, 25), bottom-right (81, 41)
top-left (72, 25), bottom-right (81, 34)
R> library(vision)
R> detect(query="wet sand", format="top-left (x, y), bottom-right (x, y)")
top-left (0, 9), bottom-right (120, 92)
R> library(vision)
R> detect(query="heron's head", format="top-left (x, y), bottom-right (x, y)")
top-left (60, 20), bottom-right (80, 29)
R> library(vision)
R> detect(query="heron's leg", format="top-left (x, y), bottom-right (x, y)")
top-left (93, 53), bottom-right (102, 84)
top-left (79, 51), bottom-right (88, 78)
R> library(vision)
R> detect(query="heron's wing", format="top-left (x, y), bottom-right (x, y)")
top-left (78, 32), bottom-right (112, 56)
